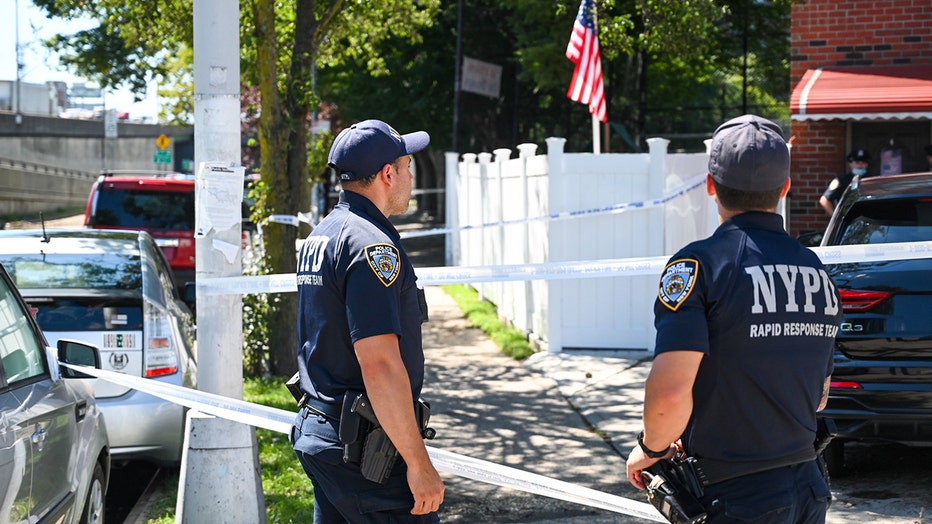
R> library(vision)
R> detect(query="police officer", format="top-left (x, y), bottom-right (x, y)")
top-left (626, 115), bottom-right (842, 523)
top-left (819, 148), bottom-right (871, 216)
top-left (292, 119), bottom-right (444, 522)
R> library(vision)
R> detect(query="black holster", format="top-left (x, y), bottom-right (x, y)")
top-left (641, 453), bottom-right (708, 524)
top-left (337, 391), bottom-right (435, 484)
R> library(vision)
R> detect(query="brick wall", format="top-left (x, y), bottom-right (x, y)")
top-left (788, 0), bottom-right (932, 236)
top-left (789, 120), bottom-right (846, 234)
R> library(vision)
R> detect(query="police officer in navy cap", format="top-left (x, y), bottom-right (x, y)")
top-left (292, 119), bottom-right (444, 522)
top-left (819, 148), bottom-right (871, 216)
top-left (626, 114), bottom-right (842, 523)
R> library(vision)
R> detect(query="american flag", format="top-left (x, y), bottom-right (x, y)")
top-left (565, 0), bottom-right (607, 122)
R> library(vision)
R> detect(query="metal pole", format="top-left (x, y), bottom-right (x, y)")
top-left (177, 0), bottom-right (266, 521)
top-left (14, 0), bottom-right (22, 124)
top-left (452, 0), bottom-right (463, 152)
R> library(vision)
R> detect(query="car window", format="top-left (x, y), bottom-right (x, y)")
top-left (93, 187), bottom-right (195, 231)
top-left (0, 278), bottom-right (46, 385)
top-left (836, 199), bottom-right (932, 245)
top-left (3, 253), bottom-right (142, 290)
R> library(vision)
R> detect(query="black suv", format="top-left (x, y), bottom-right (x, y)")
top-left (815, 172), bottom-right (932, 473)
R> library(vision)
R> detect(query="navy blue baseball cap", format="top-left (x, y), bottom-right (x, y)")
top-left (709, 114), bottom-right (789, 191)
top-left (328, 120), bottom-right (430, 181)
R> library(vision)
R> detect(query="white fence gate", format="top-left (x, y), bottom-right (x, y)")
top-left (444, 137), bottom-right (715, 353)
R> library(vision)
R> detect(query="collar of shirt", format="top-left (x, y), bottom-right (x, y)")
top-left (338, 190), bottom-right (401, 240)
top-left (720, 211), bottom-right (786, 234)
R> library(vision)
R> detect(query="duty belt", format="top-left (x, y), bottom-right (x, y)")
top-left (690, 448), bottom-right (816, 486)
top-left (299, 395), bottom-right (342, 420)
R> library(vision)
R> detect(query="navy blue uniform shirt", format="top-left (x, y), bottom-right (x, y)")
top-left (296, 190), bottom-right (426, 404)
top-left (654, 212), bottom-right (842, 464)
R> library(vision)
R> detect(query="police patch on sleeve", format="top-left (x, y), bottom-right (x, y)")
top-left (365, 244), bottom-right (401, 287)
top-left (658, 258), bottom-right (699, 311)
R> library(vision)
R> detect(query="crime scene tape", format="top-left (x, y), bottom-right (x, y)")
top-left (64, 364), bottom-right (665, 522)
top-left (259, 174), bottom-right (706, 237)
top-left (400, 174), bottom-right (707, 239)
top-left (197, 240), bottom-right (932, 295)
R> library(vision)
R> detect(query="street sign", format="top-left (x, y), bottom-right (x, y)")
top-left (156, 134), bottom-right (171, 150)
top-left (154, 149), bottom-right (173, 164)
top-left (104, 109), bottom-right (119, 139)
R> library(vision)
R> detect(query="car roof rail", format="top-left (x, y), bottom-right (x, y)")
top-left (98, 170), bottom-right (190, 179)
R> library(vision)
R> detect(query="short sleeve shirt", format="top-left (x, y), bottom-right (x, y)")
top-left (296, 191), bottom-right (426, 403)
top-left (654, 212), bottom-right (842, 463)
top-left (822, 172), bottom-right (855, 206)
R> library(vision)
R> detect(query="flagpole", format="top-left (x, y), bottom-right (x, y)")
top-left (591, 114), bottom-right (600, 154)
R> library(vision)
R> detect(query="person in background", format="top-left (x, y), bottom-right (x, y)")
top-left (819, 149), bottom-right (870, 216)
top-left (626, 114), bottom-right (842, 523)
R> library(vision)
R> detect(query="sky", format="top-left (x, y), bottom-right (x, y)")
top-left (0, 0), bottom-right (159, 120)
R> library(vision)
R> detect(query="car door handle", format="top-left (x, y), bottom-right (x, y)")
top-left (31, 428), bottom-right (47, 452)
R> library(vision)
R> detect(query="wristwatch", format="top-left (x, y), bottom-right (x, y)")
top-left (637, 430), bottom-right (668, 458)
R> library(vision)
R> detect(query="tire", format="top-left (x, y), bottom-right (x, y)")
top-left (821, 439), bottom-right (845, 478)
top-left (80, 462), bottom-right (106, 524)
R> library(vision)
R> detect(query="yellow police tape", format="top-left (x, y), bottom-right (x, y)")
top-left (64, 364), bottom-right (665, 522)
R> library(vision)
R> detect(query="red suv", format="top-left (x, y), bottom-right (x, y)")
top-left (84, 172), bottom-right (196, 290)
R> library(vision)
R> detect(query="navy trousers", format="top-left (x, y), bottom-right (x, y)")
top-left (699, 460), bottom-right (831, 524)
top-left (292, 407), bottom-right (441, 524)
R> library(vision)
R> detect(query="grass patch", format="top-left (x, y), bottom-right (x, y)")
top-left (441, 284), bottom-right (536, 360)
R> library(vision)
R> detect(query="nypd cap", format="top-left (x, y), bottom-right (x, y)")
top-left (328, 120), bottom-right (430, 181)
top-left (709, 114), bottom-right (790, 192)
top-left (846, 149), bottom-right (870, 163)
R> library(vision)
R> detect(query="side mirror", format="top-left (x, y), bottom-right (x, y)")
top-left (58, 338), bottom-right (102, 379)
top-left (797, 231), bottom-right (823, 248)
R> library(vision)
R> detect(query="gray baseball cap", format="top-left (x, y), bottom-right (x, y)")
top-left (708, 114), bottom-right (789, 191)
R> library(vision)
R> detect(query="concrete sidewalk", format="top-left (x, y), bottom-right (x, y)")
top-left (421, 285), bottom-right (653, 523)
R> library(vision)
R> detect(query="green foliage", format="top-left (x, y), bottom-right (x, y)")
top-left (441, 284), bottom-right (536, 360)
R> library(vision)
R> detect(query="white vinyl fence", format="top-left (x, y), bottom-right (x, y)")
top-left (444, 137), bottom-right (715, 353)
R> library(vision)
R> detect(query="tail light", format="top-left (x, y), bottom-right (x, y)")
top-left (830, 381), bottom-right (862, 389)
top-left (144, 298), bottom-right (178, 377)
top-left (838, 288), bottom-right (892, 313)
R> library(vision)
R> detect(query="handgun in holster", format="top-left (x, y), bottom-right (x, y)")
top-left (640, 453), bottom-right (708, 524)
top-left (338, 391), bottom-right (435, 484)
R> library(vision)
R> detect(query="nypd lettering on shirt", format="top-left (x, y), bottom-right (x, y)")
top-left (366, 244), bottom-right (401, 287)
top-left (297, 235), bottom-right (329, 287)
top-left (745, 264), bottom-right (840, 339)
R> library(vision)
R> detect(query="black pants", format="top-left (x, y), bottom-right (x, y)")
top-left (291, 407), bottom-right (440, 524)
top-left (699, 460), bottom-right (831, 524)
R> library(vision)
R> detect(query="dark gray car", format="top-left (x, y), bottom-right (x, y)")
top-left (0, 229), bottom-right (197, 466)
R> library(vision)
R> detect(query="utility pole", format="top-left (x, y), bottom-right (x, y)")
top-left (14, 0), bottom-right (23, 124)
top-left (177, 0), bottom-right (266, 522)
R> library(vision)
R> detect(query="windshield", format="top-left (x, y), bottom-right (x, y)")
top-left (836, 199), bottom-right (932, 245)
top-left (94, 187), bottom-right (195, 231)
top-left (1, 253), bottom-right (142, 290)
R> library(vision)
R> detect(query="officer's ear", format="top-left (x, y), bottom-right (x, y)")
top-left (779, 177), bottom-right (791, 198)
top-left (706, 174), bottom-right (716, 197)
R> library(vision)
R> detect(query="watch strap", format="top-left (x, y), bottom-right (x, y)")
top-left (637, 430), bottom-right (668, 458)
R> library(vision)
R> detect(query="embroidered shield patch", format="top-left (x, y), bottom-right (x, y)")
top-left (365, 244), bottom-right (401, 287)
top-left (658, 258), bottom-right (699, 311)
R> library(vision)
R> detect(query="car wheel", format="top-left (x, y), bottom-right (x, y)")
top-left (821, 439), bottom-right (845, 478)
top-left (80, 462), bottom-right (106, 524)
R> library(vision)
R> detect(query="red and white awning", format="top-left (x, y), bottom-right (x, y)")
top-left (791, 66), bottom-right (932, 121)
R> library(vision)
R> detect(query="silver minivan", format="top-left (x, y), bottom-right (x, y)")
top-left (0, 229), bottom-right (197, 466)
